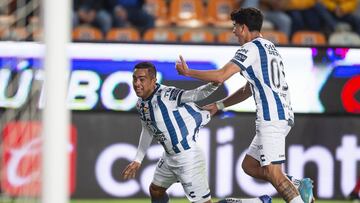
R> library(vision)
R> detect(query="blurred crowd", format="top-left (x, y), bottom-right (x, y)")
top-left (0, 0), bottom-right (360, 45)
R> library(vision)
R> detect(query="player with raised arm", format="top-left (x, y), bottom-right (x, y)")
top-left (122, 62), bottom-right (272, 203)
top-left (175, 8), bottom-right (314, 203)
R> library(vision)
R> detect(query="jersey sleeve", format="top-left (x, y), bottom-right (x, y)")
top-left (230, 43), bottom-right (258, 71)
top-left (134, 121), bottom-right (153, 163)
top-left (162, 86), bottom-right (185, 107)
top-left (180, 83), bottom-right (219, 104)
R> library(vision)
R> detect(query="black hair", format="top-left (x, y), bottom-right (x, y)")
top-left (230, 7), bottom-right (263, 32)
top-left (134, 62), bottom-right (157, 78)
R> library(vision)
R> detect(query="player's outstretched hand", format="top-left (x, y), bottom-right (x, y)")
top-left (175, 55), bottom-right (189, 76)
top-left (202, 103), bottom-right (218, 116)
top-left (121, 161), bottom-right (141, 180)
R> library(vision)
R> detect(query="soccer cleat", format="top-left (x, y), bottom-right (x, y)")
top-left (259, 195), bottom-right (272, 203)
top-left (299, 178), bottom-right (315, 203)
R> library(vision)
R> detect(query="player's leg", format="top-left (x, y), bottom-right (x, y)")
top-left (243, 150), bottom-right (314, 203)
top-left (243, 155), bottom-right (302, 203)
top-left (243, 121), bottom-right (304, 203)
top-left (175, 146), bottom-right (211, 203)
top-left (287, 175), bottom-right (315, 203)
top-left (150, 158), bottom-right (177, 203)
top-left (149, 183), bottom-right (169, 203)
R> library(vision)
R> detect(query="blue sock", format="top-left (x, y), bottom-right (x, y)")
top-left (151, 193), bottom-right (169, 203)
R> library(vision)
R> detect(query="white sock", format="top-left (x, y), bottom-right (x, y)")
top-left (220, 197), bottom-right (263, 203)
top-left (240, 197), bottom-right (263, 203)
top-left (287, 175), bottom-right (301, 189)
top-left (289, 195), bottom-right (304, 203)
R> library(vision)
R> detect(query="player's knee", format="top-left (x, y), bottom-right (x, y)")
top-left (149, 183), bottom-right (166, 199)
top-left (242, 161), bottom-right (253, 176)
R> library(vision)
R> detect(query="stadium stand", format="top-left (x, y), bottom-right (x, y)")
top-left (32, 28), bottom-right (42, 41)
top-left (9, 26), bottom-right (28, 40)
top-left (169, 0), bottom-right (206, 27)
top-left (217, 30), bottom-right (238, 44)
top-left (262, 30), bottom-right (289, 45)
top-left (206, 0), bottom-right (235, 27)
top-left (144, 0), bottom-right (169, 27)
top-left (105, 27), bottom-right (141, 42)
top-left (72, 25), bottom-right (103, 41)
top-left (329, 31), bottom-right (360, 46)
top-left (291, 31), bottom-right (327, 45)
top-left (0, 15), bottom-right (15, 37)
top-left (181, 29), bottom-right (215, 43)
top-left (143, 28), bottom-right (177, 42)
top-left (0, 26), bottom-right (29, 41)
top-left (1, 0), bottom-right (360, 45)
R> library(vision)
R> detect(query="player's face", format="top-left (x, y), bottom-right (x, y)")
top-left (132, 68), bottom-right (156, 99)
top-left (232, 22), bottom-right (246, 45)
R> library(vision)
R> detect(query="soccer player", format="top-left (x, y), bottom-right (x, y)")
top-left (175, 8), bottom-right (314, 203)
top-left (122, 62), bottom-right (272, 203)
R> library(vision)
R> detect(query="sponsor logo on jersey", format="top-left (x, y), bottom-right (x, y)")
top-left (235, 53), bottom-right (247, 62)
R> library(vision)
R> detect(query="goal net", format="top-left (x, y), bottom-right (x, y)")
top-left (0, 0), bottom-right (71, 203)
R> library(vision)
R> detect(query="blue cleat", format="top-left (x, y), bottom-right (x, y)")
top-left (299, 178), bottom-right (315, 203)
top-left (259, 195), bottom-right (272, 203)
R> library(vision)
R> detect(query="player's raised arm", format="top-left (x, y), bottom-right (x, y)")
top-left (179, 82), bottom-right (220, 104)
top-left (175, 55), bottom-right (240, 83)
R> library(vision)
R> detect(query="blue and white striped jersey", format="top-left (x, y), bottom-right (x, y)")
top-left (231, 37), bottom-right (294, 122)
top-left (136, 84), bottom-right (211, 155)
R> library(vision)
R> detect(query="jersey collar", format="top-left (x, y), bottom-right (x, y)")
top-left (143, 83), bottom-right (160, 101)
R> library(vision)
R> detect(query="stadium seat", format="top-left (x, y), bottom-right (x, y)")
top-left (32, 29), bottom-right (43, 41)
top-left (0, 15), bottom-right (15, 38)
top-left (291, 31), bottom-right (327, 46)
top-left (169, 0), bottom-right (206, 27)
top-left (27, 16), bottom-right (42, 41)
top-left (262, 31), bottom-right (289, 45)
top-left (72, 25), bottom-right (103, 41)
top-left (181, 29), bottom-right (215, 43)
top-left (144, 0), bottom-right (169, 27)
top-left (217, 30), bottom-right (238, 44)
top-left (329, 31), bottom-right (360, 46)
top-left (207, 0), bottom-right (235, 27)
top-left (106, 28), bottom-right (141, 42)
top-left (0, 15), bottom-right (15, 26)
top-left (0, 27), bottom-right (29, 41)
top-left (11, 27), bottom-right (29, 41)
top-left (143, 28), bottom-right (177, 42)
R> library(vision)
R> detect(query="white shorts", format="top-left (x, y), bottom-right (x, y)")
top-left (247, 120), bottom-right (292, 166)
top-left (152, 145), bottom-right (211, 203)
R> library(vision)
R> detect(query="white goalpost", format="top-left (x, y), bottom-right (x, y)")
top-left (42, 0), bottom-right (71, 202)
